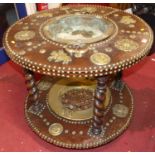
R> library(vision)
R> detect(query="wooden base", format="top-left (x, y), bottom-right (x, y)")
top-left (25, 77), bottom-right (133, 149)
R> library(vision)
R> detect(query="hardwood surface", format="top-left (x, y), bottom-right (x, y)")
top-left (3, 5), bottom-right (153, 78)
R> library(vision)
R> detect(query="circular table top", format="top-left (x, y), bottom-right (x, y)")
top-left (3, 5), bottom-right (153, 78)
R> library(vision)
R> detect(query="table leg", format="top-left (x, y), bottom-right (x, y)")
top-left (24, 69), bottom-right (45, 114)
top-left (112, 71), bottom-right (124, 91)
top-left (24, 76), bottom-right (133, 149)
top-left (23, 69), bottom-right (39, 105)
top-left (92, 76), bottom-right (108, 135)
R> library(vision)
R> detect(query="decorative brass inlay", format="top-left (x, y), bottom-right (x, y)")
top-left (48, 78), bottom-right (111, 121)
top-left (32, 19), bottom-right (37, 22)
top-left (115, 39), bottom-right (139, 52)
top-left (39, 49), bottom-right (46, 54)
top-left (11, 40), bottom-right (15, 44)
top-left (105, 47), bottom-right (112, 52)
top-left (3, 5), bottom-right (153, 78)
top-left (120, 16), bottom-right (136, 25)
top-left (19, 50), bottom-right (26, 55)
top-left (129, 24), bottom-right (135, 28)
top-left (129, 34), bottom-right (136, 39)
top-left (48, 123), bottom-right (63, 136)
top-left (64, 42), bottom-right (88, 58)
top-left (4, 5), bottom-right (151, 149)
top-left (25, 41), bottom-right (32, 46)
top-left (28, 103), bottom-right (45, 115)
top-left (114, 14), bottom-right (119, 17)
top-left (36, 12), bottom-right (53, 18)
top-left (112, 104), bottom-right (129, 118)
top-left (90, 53), bottom-right (111, 65)
top-left (81, 7), bottom-right (97, 13)
top-left (14, 30), bottom-right (35, 41)
top-left (27, 48), bottom-right (32, 52)
top-left (61, 88), bottom-right (94, 111)
top-left (47, 50), bottom-right (72, 64)
top-left (22, 26), bottom-right (29, 30)
top-left (24, 75), bottom-right (134, 149)
top-left (37, 81), bottom-right (52, 91)
top-left (60, 7), bottom-right (72, 14)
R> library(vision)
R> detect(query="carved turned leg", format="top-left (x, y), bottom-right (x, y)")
top-left (24, 69), bottom-right (39, 105)
top-left (92, 76), bottom-right (108, 135)
top-left (24, 69), bottom-right (45, 115)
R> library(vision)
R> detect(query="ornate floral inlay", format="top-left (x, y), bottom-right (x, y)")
top-left (47, 50), bottom-right (72, 64)
top-left (90, 53), bottom-right (111, 65)
top-left (120, 16), bottom-right (136, 25)
top-left (115, 39), bottom-right (139, 52)
top-left (14, 30), bottom-right (35, 41)
top-left (22, 26), bottom-right (29, 30)
top-left (61, 88), bottom-right (94, 111)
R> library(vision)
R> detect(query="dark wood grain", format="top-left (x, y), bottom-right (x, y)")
top-left (24, 69), bottom-right (38, 105)
top-left (92, 76), bottom-right (108, 135)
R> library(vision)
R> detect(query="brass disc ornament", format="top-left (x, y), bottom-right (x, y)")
top-left (48, 123), bottom-right (64, 136)
top-left (90, 53), bottom-right (111, 65)
top-left (115, 39), bottom-right (139, 52)
top-left (14, 30), bottom-right (35, 41)
top-left (47, 78), bottom-right (111, 121)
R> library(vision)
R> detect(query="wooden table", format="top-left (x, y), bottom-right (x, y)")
top-left (3, 5), bottom-right (153, 149)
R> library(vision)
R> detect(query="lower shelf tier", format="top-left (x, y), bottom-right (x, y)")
top-left (25, 77), bottom-right (133, 149)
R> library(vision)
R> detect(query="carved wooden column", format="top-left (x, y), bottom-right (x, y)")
top-left (92, 76), bottom-right (108, 135)
top-left (23, 69), bottom-right (39, 105)
top-left (24, 69), bottom-right (45, 115)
